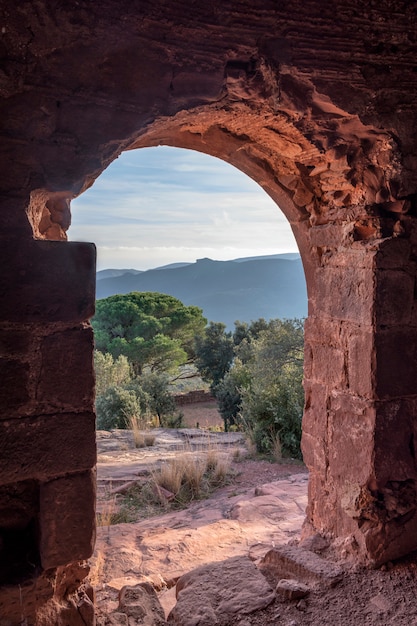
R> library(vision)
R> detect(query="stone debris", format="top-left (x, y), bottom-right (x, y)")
top-left (103, 582), bottom-right (167, 625)
top-left (299, 533), bottom-right (330, 554)
top-left (167, 556), bottom-right (275, 625)
top-left (367, 593), bottom-right (392, 614)
top-left (260, 545), bottom-right (343, 587)
top-left (276, 578), bottom-right (310, 601)
top-left (104, 612), bottom-right (129, 626)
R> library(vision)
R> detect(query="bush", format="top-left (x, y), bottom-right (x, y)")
top-left (96, 386), bottom-right (146, 430)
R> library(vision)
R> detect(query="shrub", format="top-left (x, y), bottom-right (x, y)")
top-left (96, 386), bottom-right (143, 430)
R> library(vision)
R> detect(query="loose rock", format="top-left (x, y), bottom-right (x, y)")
top-left (118, 582), bottom-right (166, 625)
top-left (276, 579), bottom-right (310, 601)
top-left (168, 556), bottom-right (275, 625)
top-left (260, 545), bottom-right (343, 587)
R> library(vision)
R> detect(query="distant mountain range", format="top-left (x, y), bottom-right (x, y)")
top-left (96, 254), bottom-right (307, 329)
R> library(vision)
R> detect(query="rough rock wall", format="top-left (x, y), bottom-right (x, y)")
top-left (1, 1), bottom-right (417, 623)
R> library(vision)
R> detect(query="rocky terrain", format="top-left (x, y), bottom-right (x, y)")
top-left (91, 409), bottom-right (417, 626)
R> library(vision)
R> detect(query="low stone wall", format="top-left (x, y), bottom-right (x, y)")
top-left (174, 390), bottom-right (215, 406)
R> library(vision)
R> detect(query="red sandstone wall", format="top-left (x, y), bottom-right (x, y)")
top-left (2, 1), bottom-right (417, 623)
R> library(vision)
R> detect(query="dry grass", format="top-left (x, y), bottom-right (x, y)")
top-left (153, 459), bottom-right (185, 495)
top-left (129, 415), bottom-right (156, 448)
top-left (96, 495), bottom-right (117, 528)
top-left (271, 434), bottom-right (282, 461)
top-left (89, 550), bottom-right (105, 587)
top-left (153, 455), bottom-right (207, 501)
top-left (210, 456), bottom-right (231, 485)
top-left (181, 456), bottom-right (207, 498)
top-left (206, 447), bottom-right (220, 472)
top-left (151, 448), bottom-right (232, 504)
top-left (97, 447), bottom-right (236, 525)
top-left (232, 447), bottom-right (244, 461)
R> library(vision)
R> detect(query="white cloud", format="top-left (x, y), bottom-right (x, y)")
top-left (69, 146), bottom-right (299, 270)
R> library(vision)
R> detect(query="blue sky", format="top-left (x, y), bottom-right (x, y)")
top-left (69, 146), bottom-right (299, 271)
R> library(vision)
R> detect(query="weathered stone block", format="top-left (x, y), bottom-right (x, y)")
top-left (0, 328), bottom-right (31, 357)
top-left (301, 432), bottom-right (327, 474)
top-left (346, 327), bottom-right (374, 399)
top-left (0, 239), bottom-right (95, 323)
top-left (170, 556), bottom-right (275, 624)
top-left (118, 582), bottom-right (166, 624)
top-left (0, 358), bottom-right (30, 412)
top-left (276, 578), bottom-right (310, 600)
top-left (37, 326), bottom-right (94, 410)
top-left (309, 223), bottom-right (351, 249)
top-left (0, 412), bottom-right (96, 485)
top-left (376, 269), bottom-right (414, 326)
top-left (375, 239), bottom-right (411, 270)
top-left (373, 399), bottom-right (416, 484)
top-left (302, 381), bottom-right (328, 438)
top-left (328, 393), bottom-right (375, 484)
top-left (375, 328), bottom-right (417, 398)
top-left (318, 246), bottom-right (376, 270)
top-left (310, 343), bottom-right (346, 388)
top-left (314, 265), bottom-right (374, 324)
top-left (39, 471), bottom-right (96, 569)
top-left (260, 545), bottom-right (342, 587)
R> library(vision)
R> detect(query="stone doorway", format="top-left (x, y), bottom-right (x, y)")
top-left (2, 2), bottom-right (417, 623)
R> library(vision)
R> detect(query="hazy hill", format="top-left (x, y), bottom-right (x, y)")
top-left (96, 268), bottom-right (143, 280)
top-left (96, 255), bottom-right (307, 329)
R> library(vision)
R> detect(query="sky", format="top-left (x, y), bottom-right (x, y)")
top-left (69, 146), bottom-right (299, 271)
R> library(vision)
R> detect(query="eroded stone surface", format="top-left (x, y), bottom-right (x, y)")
top-left (275, 579), bottom-right (310, 601)
top-left (116, 583), bottom-right (166, 626)
top-left (168, 556), bottom-right (275, 625)
top-left (260, 545), bottom-right (343, 588)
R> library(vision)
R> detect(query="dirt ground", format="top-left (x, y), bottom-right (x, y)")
top-left (93, 403), bottom-right (417, 626)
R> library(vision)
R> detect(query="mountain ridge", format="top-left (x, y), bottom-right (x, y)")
top-left (96, 254), bottom-right (307, 329)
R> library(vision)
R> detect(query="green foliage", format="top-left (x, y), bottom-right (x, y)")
top-left (132, 373), bottom-right (177, 427)
top-left (239, 319), bottom-right (304, 458)
top-left (96, 386), bottom-right (147, 430)
top-left (95, 372), bottom-right (183, 430)
top-left (205, 318), bottom-right (304, 456)
top-left (94, 351), bottom-right (132, 397)
top-left (93, 292), bottom-right (206, 375)
top-left (194, 322), bottom-right (234, 392)
top-left (215, 363), bottom-right (249, 431)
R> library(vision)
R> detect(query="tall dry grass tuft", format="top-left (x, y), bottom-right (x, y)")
top-left (182, 456), bottom-right (207, 498)
top-left (129, 415), bottom-right (156, 448)
top-left (89, 550), bottom-right (105, 588)
top-left (271, 433), bottom-right (282, 462)
top-left (210, 455), bottom-right (231, 485)
top-left (206, 447), bottom-right (219, 472)
top-left (96, 496), bottom-right (117, 528)
top-left (152, 454), bottom-right (210, 502)
top-left (153, 459), bottom-right (184, 495)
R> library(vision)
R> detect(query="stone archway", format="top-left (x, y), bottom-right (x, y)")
top-left (2, 1), bottom-right (417, 623)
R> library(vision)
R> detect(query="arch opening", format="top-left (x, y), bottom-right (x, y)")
top-left (3, 2), bottom-right (417, 623)
top-left (19, 99), bottom-right (415, 573)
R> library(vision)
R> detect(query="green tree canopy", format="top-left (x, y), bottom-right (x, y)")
top-left (93, 292), bottom-right (206, 375)
top-left (238, 319), bottom-right (304, 457)
top-left (194, 321), bottom-right (234, 392)
top-left (200, 317), bottom-right (304, 453)
top-left (94, 351), bottom-right (132, 397)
